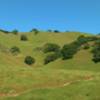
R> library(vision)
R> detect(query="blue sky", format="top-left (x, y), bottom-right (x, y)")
top-left (0, 0), bottom-right (100, 33)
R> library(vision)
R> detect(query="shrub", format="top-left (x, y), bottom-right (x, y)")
top-left (77, 35), bottom-right (89, 45)
top-left (43, 43), bottom-right (60, 53)
top-left (30, 28), bottom-right (39, 35)
top-left (92, 40), bottom-right (100, 63)
top-left (21, 34), bottom-right (28, 41)
top-left (92, 52), bottom-right (100, 63)
top-left (10, 46), bottom-right (20, 55)
top-left (24, 56), bottom-right (35, 65)
top-left (61, 42), bottom-right (79, 60)
top-left (44, 53), bottom-right (60, 64)
top-left (11, 29), bottom-right (18, 35)
top-left (54, 30), bottom-right (60, 33)
top-left (83, 43), bottom-right (90, 49)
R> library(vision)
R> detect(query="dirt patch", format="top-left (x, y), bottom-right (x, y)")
top-left (0, 93), bottom-right (19, 97)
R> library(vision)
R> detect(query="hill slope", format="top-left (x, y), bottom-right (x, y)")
top-left (0, 31), bottom-right (100, 100)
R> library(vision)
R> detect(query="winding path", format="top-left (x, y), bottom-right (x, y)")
top-left (0, 76), bottom-right (94, 97)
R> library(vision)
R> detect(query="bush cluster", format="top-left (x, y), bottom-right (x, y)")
top-left (43, 43), bottom-right (61, 64)
top-left (43, 43), bottom-right (60, 53)
top-left (43, 35), bottom-right (100, 64)
top-left (44, 53), bottom-right (59, 64)
top-left (61, 42), bottom-right (80, 60)
top-left (92, 40), bottom-right (100, 63)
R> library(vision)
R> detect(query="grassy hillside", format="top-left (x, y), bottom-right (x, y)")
top-left (0, 31), bottom-right (100, 100)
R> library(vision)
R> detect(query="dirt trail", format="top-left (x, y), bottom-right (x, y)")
top-left (63, 76), bottom-right (93, 87)
top-left (0, 76), bottom-right (94, 98)
top-left (0, 93), bottom-right (19, 97)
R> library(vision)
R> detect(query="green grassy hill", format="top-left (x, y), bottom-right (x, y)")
top-left (0, 31), bottom-right (100, 100)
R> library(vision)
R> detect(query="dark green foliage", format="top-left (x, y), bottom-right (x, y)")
top-left (30, 28), bottom-right (38, 32)
top-left (43, 43), bottom-right (60, 53)
top-left (43, 35), bottom-right (100, 63)
top-left (11, 29), bottom-right (18, 35)
top-left (92, 40), bottom-right (100, 54)
top-left (61, 42), bottom-right (79, 60)
top-left (0, 29), bottom-right (10, 34)
top-left (77, 35), bottom-right (89, 45)
top-left (92, 52), bottom-right (100, 63)
top-left (21, 34), bottom-right (28, 41)
top-left (54, 30), bottom-right (60, 33)
top-left (77, 35), bottom-right (98, 45)
top-left (10, 46), bottom-right (20, 55)
top-left (43, 43), bottom-right (61, 64)
top-left (44, 52), bottom-right (60, 64)
top-left (61, 35), bottom-right (98, 60)
top-left (24, 56), bottom-right (35, 65)
top-left (92, 40), bottom-right (100, 63)
top-left (30, 28), bottom-right (39, 35)
top-left (83, 43), bottom-right (90, 49)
